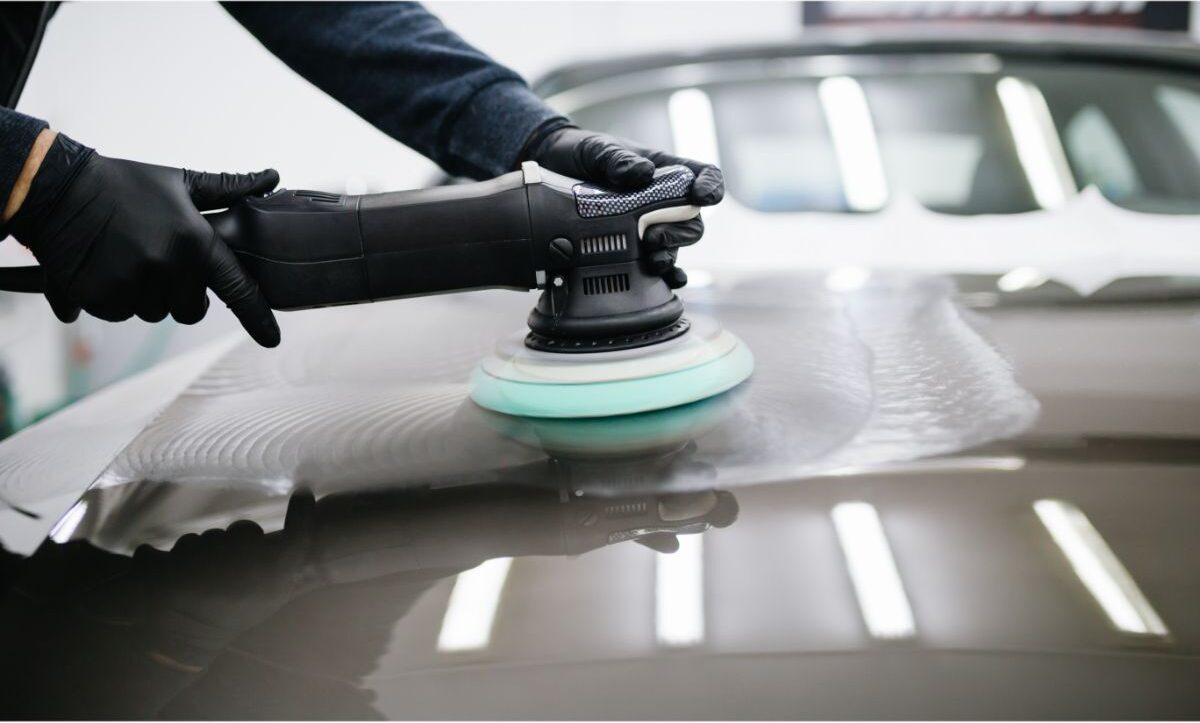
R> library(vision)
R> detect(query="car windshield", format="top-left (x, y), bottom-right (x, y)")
top-left (564, 55), bottom-right (1200, 216)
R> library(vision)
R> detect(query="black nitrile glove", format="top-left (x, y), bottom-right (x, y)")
top-left (8, 134), bottom-right (282, 347)
top-left (522, 125), bottom-right (724, 290)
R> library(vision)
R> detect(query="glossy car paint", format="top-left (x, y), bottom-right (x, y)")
top-left (1, 271), bottom-right (1197, 718)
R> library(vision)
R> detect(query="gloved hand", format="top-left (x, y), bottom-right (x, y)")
top-left (8, 133), bottom-right (282, 347)
top-left (523, 125), bottom-right (724, 289)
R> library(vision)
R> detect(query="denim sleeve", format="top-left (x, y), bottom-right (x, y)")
top-left (222, 2), bottom-right (566, 180)
top-left (0, 106), bottom-right (49, 235)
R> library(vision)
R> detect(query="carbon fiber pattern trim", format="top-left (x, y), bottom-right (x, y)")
top-left (573, 165), bottom-right (694, 218)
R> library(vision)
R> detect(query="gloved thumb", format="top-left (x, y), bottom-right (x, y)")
top-left (576, 133), bottom-right (655, 190)
top-left (185, 168), bottom-right (279, 212)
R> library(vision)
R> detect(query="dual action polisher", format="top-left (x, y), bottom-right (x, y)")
top-left (0, 162), bottom-right (753, 418)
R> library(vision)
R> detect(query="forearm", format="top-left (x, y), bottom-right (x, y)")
top-left (3, 127), bottom-right (56, 224)
top-left (0, 107), bottom-right (52, 229)
top-left (222, 1), bottom-right (565, 179)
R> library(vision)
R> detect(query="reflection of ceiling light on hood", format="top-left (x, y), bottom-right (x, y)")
top-left (819, 76), bottom-right (889, 212)
top-left (438, 556), bottom-right (513, 652)
top-left (996, 76), bottom-right (1077, 209)
top-left (49, 500), bottom-right (87, 544)
top-left (832, 502), bottom-right (916, 639)
top-left (825, 265), bottom-right (872, 292)
top-left (656, 534), bottom-right (705, 647)
top-left (1034, 499), bottom-right (1168, 637)
top-left (997, 266), bottom-right (1049, 293)
top-left (668, 88), bottom-right (721, 166)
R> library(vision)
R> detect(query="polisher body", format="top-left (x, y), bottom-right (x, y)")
top-left (207, 162), bottom-right (700, 350)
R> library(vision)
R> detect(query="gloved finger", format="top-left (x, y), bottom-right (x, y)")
top-left (664, 267), bottom-right (688, 290)
top-left (170, 285), bottom-right (209, 326)
top-left (203, 231), bottom-right (280, 347)
top-left (134, 282), bottom-right (171, 323)
top-left (690, 165), bottom-right (725, 206)
top-left (647, 249), bottom-right (677, 276)
top-left (634, 148), bottom-right (725, 206)
top-left (84, 301), bottom-right (135, 323)
top-left (184, 168), bottom-right (279, 212)
top-left (579, 135), bottom-right (654, 190)
top-left (643, 217), bottom-right (704, 251)
top-left (135, 305), bottom-right (169, 324)
top-left (42, 273), bottom-right (81, 323)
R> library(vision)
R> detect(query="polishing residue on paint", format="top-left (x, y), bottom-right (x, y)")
top-left (68, 277), bottom-right (1037, 501)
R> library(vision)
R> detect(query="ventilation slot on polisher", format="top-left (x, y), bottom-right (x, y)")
top-left (580, 233), bottom-right (628, 255)
top-left (583, 273), bottom-right (630, 295)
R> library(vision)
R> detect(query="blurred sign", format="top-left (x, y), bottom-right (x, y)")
top-left (801, 2), bottom-right (1191, 32)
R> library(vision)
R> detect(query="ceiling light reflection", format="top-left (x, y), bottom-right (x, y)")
top-left (668, 88), bottom-right (721, 166)
top-left (819, 76), bottom-right (889, 211)
top-left (656, 534), bottom-right (705, 647)
top-left (997, 266), bottom-right (1049, 293)
top-left (825, 265), bottom-right (872, 292)
top-left (996, 76), bottom-right (1076, 209)
top-left (832, 501), bottom-right (916, 639)
top-left (49, 500), bottom-right (88, 544)
top-left (437, 556), bottom-right (513, 652)
top-left (1033, 499), bottom-right (1167, 636)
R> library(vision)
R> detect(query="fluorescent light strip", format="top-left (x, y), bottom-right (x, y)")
top-left (996, 76), bottom-right (1076, 209)
top-left (655, 534), bottom-right (705, 647)
top-left (667, 88), bottom-right (721, 166)
top-left (819, 76), bottom-right (889, 211)
top-left (1033, 499), bottom-right (1168, 636)
top-left (832, 502), bottom-right (916, 639)
top-left (437, 556), bottom-right (513, 652)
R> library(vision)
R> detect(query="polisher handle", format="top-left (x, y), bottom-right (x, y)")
top-left (0, 164), bottom-right (704, 328)
top-left (206, 171), bottom-right (538, 310)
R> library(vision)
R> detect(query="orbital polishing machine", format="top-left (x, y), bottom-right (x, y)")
top-left (4, 162), bottom-right (754, 418)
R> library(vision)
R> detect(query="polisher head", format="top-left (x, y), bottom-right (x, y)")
top-left (469, 315), bottom-right (754, 419)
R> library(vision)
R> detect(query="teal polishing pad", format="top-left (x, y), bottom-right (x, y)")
top-left (470, 315), bottom-right (754, 419)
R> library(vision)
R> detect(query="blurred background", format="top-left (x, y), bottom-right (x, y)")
top-left (3, 0), bottom-right (1200, 436)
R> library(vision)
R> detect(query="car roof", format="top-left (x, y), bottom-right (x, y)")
top-left (534, 24), bottom-right (1200, 98)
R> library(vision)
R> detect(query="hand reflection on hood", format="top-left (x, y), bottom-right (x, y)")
top-left (0, 482), bottom-right (738, 718)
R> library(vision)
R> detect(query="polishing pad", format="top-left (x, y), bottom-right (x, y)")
top-left (470, 315), bottom-right (754, 418)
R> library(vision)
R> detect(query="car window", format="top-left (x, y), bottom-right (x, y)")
top-left (1063, 105), bottom-right (1142, 202)
top-left (1156, 84), bottom-right (1200, 168)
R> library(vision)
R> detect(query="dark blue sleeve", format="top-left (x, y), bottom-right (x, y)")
top-left (222, 2), bottom-right (567, 180)
top-left (0, 106), bottom-right (49, 234)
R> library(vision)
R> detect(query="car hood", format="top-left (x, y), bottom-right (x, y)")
top-left (2, 272), bottom-right (1199, 718)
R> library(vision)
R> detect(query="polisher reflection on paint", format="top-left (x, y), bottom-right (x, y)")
top-left (0, 161), bottom-right (753, 418)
